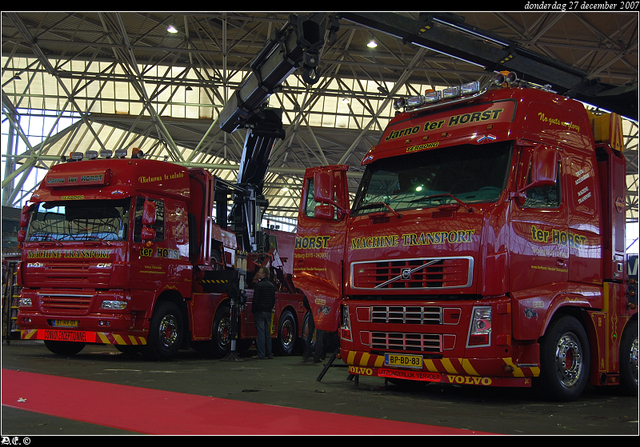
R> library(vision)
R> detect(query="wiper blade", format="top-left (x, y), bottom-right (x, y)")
top-left (355, 201), bottom-right (402, 218)
top-left (410, 193), bottom-right (473, 212)
top-left (83, 235), bottom-right (112, 245)
top-left (37, 234), bottom-right (63, 246)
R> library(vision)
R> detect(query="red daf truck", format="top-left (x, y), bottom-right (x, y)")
top-left (294, 73), bottom-right (638, 400)
top-left (16, 152), bottom-right (306, 360)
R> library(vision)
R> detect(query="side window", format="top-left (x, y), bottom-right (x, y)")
top-left (524, 164), bottom-right (561, 209)
top-left (518, 146), bottom-right (561, 209)
top-left (133, 197), bottom-right (165, 242)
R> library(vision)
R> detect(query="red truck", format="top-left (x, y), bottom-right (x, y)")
top-left (16, 153), bottom-right (306, 360)
top-left (294, 72), bottom-right (638, 400)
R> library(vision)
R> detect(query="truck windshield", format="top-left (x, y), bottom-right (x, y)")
top-left (352, 142), bottom-right (512, 215)
top-left (26, 199), bottom-right (131, 242)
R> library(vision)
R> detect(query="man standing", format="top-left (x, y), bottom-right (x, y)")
top-left (252, 267), bottom-right (276, 359)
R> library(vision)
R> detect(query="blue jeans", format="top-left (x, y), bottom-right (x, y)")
top-left (254, 311), bottom-right (272, 358)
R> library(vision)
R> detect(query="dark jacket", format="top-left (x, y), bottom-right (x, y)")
top-left (252, 278), bottom-right (276, 313)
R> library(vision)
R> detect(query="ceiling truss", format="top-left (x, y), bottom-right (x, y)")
top-left (2, 12), bottom-right (638, 223)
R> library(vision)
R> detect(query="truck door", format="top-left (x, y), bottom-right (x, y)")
top-left (509, 144), bottom-right (568, 291)
top-left (131, 197), bottom-right (191, 307)
top-left (294, 165), bottom-right (350, 331)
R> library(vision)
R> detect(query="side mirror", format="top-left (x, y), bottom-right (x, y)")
top-left (314, 204), bottom-right (335, 220)
top-left (512, 147), bottom-right (558, 205)
top-left (521, 147), bottom-right (558, 192)
top-left (313, 171), bottom-right (334, 204)
top-left (142, 200), bottom-right (156, 226)
top-left (19, 204), bottom-right (31, 228)
top-left (141, 227), bottom-right (156, 241)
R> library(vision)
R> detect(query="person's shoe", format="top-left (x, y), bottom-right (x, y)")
top-left (251, 355), bottom-right (266, 359)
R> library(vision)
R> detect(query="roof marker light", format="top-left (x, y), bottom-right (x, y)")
top-left (406, 95), bottom-right (425, 109)
top-left (423, 90), bottom-right (441, 104)
top-left (393, 97), bottom-right (407, 110)
top-left (442, 85), bottom-right (461, 99)
top-left (461, 80), bottom-right (481, 95)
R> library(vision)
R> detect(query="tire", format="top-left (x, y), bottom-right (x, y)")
top-left (210, 304), bottom-right (231, 358)
top-left (44, 340), bottom-right (85, 356)
top-left (619, 321), bottom-right (638, 396)
top-left (142, 301), bottom-right (184, 360)
top-left (537, 315), bottom-right (590, 401)
top-left (299, 311), bottom-right (316, 355)
top-left (274, 309), bottom-right (297, 356)
top-left (199, 304), bottom-right (253, 358)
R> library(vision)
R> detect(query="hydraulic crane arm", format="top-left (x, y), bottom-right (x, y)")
top-left (219, 13), bottom-right (335, 134)
top-left (216, 13), bottom-right (336, 254)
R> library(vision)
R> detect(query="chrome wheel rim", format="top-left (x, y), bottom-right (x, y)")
top-left (159, 314), bottom-right (179, 348)
top-left (554, 333), bottom-right (584, 388)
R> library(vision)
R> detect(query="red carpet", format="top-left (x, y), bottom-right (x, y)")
top-left (2, 369), bottom-right (488, 435)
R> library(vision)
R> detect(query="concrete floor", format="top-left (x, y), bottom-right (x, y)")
top-left (1, 340), bottom-right (638, 436)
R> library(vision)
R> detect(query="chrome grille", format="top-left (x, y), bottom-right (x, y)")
top-left (351, 256), bottom-right (473, 290)
top-left (372, 332), bottom-right (442, 352)
top-left (372, 305), bottom-right (442, 324)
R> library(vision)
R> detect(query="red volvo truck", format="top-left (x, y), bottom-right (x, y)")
top-left (294, 73), bottom-right (637, 400)
top-left (16, 151), bottom-right (306, 360)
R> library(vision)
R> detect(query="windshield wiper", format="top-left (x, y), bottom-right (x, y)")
top-left (355, 201), bottom-right (402, 218)
top-left (82, 235), bottom-right (112, 245)
top-left (36, 234), bottom-right (63, 246)
top-left (410, 193), bottom-right (473, 213)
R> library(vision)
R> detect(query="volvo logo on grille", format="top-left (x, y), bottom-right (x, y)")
top-left (401, 268), bottom-right (412, 280)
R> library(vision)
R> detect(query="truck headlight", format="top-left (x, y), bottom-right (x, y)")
top-left (100, 300), bottom-right (128, 310)
top-left (468, 306), bottom-right (492, 347)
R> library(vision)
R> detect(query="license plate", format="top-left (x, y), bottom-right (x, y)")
top-left (384, 353), bottom-right (423, 369)
top-left (52, 320), bottom-right (79, 327)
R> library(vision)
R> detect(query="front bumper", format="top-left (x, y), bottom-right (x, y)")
top-left (341, 348), bottom-right (540, 388)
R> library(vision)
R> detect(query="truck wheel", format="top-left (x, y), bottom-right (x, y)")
top-left (299, 311), bottom-right (316, 354)
top-left (44, 340), bottom-right (85, 356)
top-left (274, 309), bottom-right (297, 356)
top-left (619, 322), bottom-right (638, 395)
top-left (537, 315), bottom-right (590, 401)
top-left (211, 304), bottom-right (231, 358)
top-left (143, 301), bottom-right (183, 360)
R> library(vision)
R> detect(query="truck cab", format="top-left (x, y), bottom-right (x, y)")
top-left (294, 75), bottom-right (637, 400)
top-left (16, 156), bottom-right (198, 355)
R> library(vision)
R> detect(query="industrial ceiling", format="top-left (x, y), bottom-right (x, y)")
top-left (2, 11), bottom-right (638, 225)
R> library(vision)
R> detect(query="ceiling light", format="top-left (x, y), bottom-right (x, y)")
top-left (367, 40), bottom-right (377, 48)
top-left (167, 25), bottom-right (178, 34)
